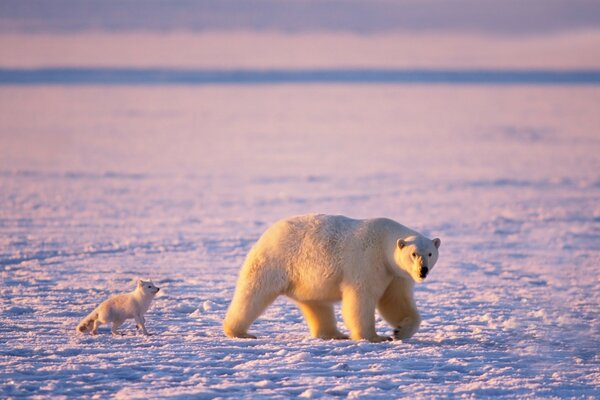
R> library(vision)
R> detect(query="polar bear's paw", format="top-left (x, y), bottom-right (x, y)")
top-left (224, 326), bottom-right (258, 339)
top-left (393, 328), bottom-right (404, 340)
top-left (368, 335), bottom-right (393, 343)
top-left (392, 316), bottom-right (421, 340)
top-left (317, 332), bottom-right (349, 340)
top-left (234, 332), bottom-right (257, 339)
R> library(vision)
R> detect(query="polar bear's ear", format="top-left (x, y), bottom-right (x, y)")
top-left (432, 238), bottom-right (441, 249)
top-left (397, 239), bottom-right (406, 249)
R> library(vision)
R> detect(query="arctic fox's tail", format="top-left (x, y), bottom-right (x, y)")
top-left (76, 310), bottom-right (98, 333)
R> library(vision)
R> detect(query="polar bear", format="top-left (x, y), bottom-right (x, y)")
top-left (223, 214), bottom-right (441, 342)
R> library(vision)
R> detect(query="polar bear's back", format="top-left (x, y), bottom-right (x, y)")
top-left (240, 215), bottom-right (410, 296)
top-left (247, 214), bottom-right (411, 265)
top-left (247, 214), bottom-right (358, 266)
top-left (239, 215), bottom-right (360, 300)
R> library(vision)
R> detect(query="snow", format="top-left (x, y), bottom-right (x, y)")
top-left (1, 84), bottom-right (599, 398)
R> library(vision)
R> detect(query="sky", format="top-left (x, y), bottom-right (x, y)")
top-left (0, 1), bottom-right (599, 70)
top-left (1, 0), bottom-right (599, 35)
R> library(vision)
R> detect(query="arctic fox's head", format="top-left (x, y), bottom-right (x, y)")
top-left (137, 279), bottom-right (160, 296)
top-left (393, 235), bottom-right (441, 283)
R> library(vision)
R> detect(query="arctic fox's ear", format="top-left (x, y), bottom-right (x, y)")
top-left (137, 279), bottom-right (143, 287)
top-left (432, 238), bottom-right (441, 249)
top-left (397, 239), bottom-right (406, 249)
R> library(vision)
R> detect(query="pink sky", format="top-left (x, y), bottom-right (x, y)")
top-left (2, 1), bottom-right (599, 70)
top-left (1, 30), bottom-right (600, 69)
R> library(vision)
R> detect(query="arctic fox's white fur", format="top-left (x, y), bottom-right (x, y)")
top-left (77, 279), bottom-right (160, 336)
top-left (224, 214), bottom-right (441, 342)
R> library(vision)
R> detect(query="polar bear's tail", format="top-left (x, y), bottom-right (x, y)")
top-left (76, 310), bottom-right (98, 333)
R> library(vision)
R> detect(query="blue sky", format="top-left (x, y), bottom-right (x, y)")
top-left (1, 0), bottom-right (599, 35)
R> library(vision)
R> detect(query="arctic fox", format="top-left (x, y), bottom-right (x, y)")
top-left (77, 279), bottom-right (160, 336)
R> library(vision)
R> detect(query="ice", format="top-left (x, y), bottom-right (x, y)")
top-left (1, 84), bottom-right (599, 398)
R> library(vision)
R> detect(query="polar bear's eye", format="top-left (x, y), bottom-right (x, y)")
top-left (428, 253), bottom-right (432, 257)
top-left (411, 252), bottom-right (417, 257)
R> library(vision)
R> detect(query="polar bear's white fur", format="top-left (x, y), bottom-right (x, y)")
top-left (223, 214), bottom-right (441, 342)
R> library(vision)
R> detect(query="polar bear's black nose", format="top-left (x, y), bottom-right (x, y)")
top-left (420, 267), bottom-right (429, 278)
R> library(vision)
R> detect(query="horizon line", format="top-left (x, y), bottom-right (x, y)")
top-left (1, 67), bottom-right (599, 85)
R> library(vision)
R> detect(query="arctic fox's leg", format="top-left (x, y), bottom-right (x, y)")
top-left (297, 302), bottom-right (348, 340)
top-left (134, 315), bottom-right (150, 335)
top-left (91, 319), bottom-right (102, 335)
top-left (342, 287), bottom-right (391, 343)
top-left (377, 277), bottom-right (421, 340)
top-left (111, 319), bottom-right (125, 336)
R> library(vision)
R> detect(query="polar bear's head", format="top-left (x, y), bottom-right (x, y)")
top-left (394, 236), bottom-right (441, 283)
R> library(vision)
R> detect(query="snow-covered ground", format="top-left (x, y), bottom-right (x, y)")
top-left (1, 85), bottom-right (599, 398)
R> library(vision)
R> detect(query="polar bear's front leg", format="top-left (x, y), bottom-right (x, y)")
top-left (297, 302), bottom-right (348, 340)
top-left (377, 277), bottom-right (421, 340)
top-left (341, 287), bottom-right (392, 342)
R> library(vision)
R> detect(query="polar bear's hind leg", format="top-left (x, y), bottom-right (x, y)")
top-left (341, 286), bottom-right (392, 342)
top-left (223, 263), bottom-right (286, 339)
top-left (297, 302), bottom-right (348, 340)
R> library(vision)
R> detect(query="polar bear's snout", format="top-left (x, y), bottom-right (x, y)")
top-left (420, 266), bottom-right (429, 279)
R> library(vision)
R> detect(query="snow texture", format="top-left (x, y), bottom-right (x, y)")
top-left (1, 85), bottom-right (599, 398)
